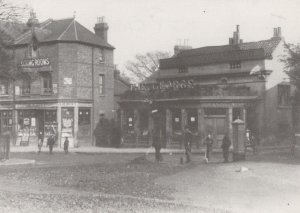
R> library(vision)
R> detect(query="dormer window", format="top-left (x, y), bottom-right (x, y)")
top-left (230, 62), bottom-right (241, 69)
top-left (178, 67), bottom-right (188, 73)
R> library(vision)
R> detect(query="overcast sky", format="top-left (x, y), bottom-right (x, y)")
top-left (11, 0), bottom-right (300, 73)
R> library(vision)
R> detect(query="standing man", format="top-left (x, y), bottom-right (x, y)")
top-left (93, 112), bottom-right (110, 147)
top-left (3, 128), bottom-right (11, 160)
top-left (47, 135), bottom-right (55, 154)
top-left (221, 134), bottom-right (231, 163)
top-left (183, 125), bottom-right (193, 163)
top-left (204, 133), bottom-right (214, 163)
top-left (152, 124), bottom-right (162, 162)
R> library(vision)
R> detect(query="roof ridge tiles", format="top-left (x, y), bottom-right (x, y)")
top-left (57, 18), bottom-right (74, 40)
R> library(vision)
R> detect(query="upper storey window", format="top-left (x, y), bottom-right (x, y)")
top-left (230, 62), bottom-right (241, 69)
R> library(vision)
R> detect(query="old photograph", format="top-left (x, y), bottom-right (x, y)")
top-left (0, 0), bottom-right (300, 212)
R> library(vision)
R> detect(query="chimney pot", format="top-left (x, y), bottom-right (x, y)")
top-left (94, 17), bottom-right (109, 42)
top-left (277, 27), bottom-right (282, 37)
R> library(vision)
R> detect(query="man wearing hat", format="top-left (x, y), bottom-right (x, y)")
top-left (94, 112), bottom-right (110, 147)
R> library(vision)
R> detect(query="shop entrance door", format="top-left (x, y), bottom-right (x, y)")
top-left (204, 116), bottom-right (226, 147)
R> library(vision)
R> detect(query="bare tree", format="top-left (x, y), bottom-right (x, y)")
top-left (0, 0), bottom-right (28, 22)
top-left (125, 51), bottom-right (170, 83)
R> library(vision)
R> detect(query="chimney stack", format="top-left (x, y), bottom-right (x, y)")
top-left (174, 45), bottom-right (192, 56)
top-left (27, 10), bottom-right (40, 28)
top-left (273, 27), bottom-right (282, 38)
top-left (229, 25), bottom-right (242, 45)
top-left (94, 17), bottom-right (109, 42)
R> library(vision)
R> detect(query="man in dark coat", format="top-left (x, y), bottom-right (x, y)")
top-left (183, 125), bottom-right (193, 163)
top-left (152, 125), bottom-right (162, 162)
top-left (221, 134), bottom-right (231, 163)
top-left (93, 113), bottom-right (110, 147)
top-left (47, 135), bottom-right (55, 154)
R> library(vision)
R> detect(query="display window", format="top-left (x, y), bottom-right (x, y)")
top-left (172, 108), bottom-right (181, 131)
top-left (78, 108), bottom-right (91, 137)
top-left (44, 110), bottom-right (57, 137)
top-left (0, 111), bottom-right (13, 134)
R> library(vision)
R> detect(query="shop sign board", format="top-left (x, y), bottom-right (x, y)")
top-left (20, 58), bottom-right (50, 68)
top-left (131, 79), bottom-right (194, 91)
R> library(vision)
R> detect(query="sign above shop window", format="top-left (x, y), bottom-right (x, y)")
top-left (131, 79), bottom-right (194, 91)
top-left (20, 58), bottom-right (50, 68)
top-left (64, 78), bottom-right (72, 85)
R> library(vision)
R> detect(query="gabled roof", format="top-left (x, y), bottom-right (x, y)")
top-left (160, 37), bottom-right (282, 69)
top-left (12, 18), bottom-right (114, 49)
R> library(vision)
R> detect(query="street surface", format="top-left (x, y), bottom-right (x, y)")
top-left (0, 149), bottom-right (299, 213)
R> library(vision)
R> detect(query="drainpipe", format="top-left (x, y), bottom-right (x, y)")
top-left (91, 47), bottom-right (95, 146)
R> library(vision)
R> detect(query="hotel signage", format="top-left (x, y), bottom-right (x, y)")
top-left (131, 79), bottom-right (194, 91)
top-left (20, 58), bottom-right (50, 68)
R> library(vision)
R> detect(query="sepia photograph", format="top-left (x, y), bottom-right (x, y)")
top-left (0, 0), bottom-right (300, 212)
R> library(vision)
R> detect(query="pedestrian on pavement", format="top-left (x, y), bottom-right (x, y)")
top-left (2, 128), bottom-right (11, 160)
top-left (152, 125), bottom-right (163, 162)
top-left (204, 133), bottom-right (214, 163)
top-left (111, 121), bottom-right (121, 148)
top-left (64, 137), bottom-right (69, 154)
top-left (93, 112), bottom-right (110, 147)
top-left (47, 135), bottom-right (55, 154)
top-left (183, 125), bottom-right (193, 163)
top-left (37, 131), bottom-right (44, 154)
top-left (221, 134), bottom-right (231, 163)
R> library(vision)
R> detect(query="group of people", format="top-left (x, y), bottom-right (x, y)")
top-left (152, 125), bottom-right (233, 164)
top-left (37, 131), bottom-right (69, 154)
top-left (183, 126), bottom-right (231, 164)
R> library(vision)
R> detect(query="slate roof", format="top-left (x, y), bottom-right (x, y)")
top-left (160, 37), bottom-right (282, 69)
top-left (12, 18), bottom-right (114, 49)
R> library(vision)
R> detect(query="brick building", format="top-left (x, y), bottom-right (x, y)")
top-left (119, 25), bottom-right (291, 148)
top-left (0, 13), bottom-right (115, 147)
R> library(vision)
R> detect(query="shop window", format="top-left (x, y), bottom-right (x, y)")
top-left (99, 74), bottom-right (105, 95)
top-left (41, 72), bottom-right (53, 94)
top-left (230, 62), bottom-right (241, 69)
top-left (44, 110), bottom-right (57, 137)
top-left (172, 109), bottom-right (181, 131)
top-left (278, 85), bottom-right (290, 106)
top-left (78, 108), bottom-right (91, 137)
top-left (139, 110), bottom-right (149, 134)
top-left (0, 79), bottom-right (9, 96)
top-left (0, 111), bottom-right (13, 133)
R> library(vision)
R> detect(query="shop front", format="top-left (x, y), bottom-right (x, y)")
top-left (16, 109), bottom-right (57, 146)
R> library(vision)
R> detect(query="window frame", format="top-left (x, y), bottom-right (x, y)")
top-left (99, 74), bottom-right (105, 95)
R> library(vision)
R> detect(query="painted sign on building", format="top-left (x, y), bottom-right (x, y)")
top-left (20, 58), bottom-right (50, 68)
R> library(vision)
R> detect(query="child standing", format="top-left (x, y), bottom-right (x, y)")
top-left (64, 137), bottom-right (69, 154)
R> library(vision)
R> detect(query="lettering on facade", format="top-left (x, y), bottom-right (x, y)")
top-left (20, 58), bottom-right (50, 68)
top-left (131, 79), bottom-right (194, 91)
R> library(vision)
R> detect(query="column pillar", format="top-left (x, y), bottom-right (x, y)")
top-left (166, 108), bottom-right (172, 147)
top-left (74, 105), bottom-right (79, 148)
top-left (134, 109), bottom-right (140, 146)
top-left (12, 109), bottom-right (18, 146)
top-left (198, 108), bottom-right (204, 148)
top-left (57, 106), bottom-right (62, 148)
top-left (228, 107), bottom-right (233, 143)
top-left (181, 108), bottom-right (187, 130)
top-left (148, 110), bottom-right (153, 146)
top-left (243, 108), bottom-right (247, 126)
